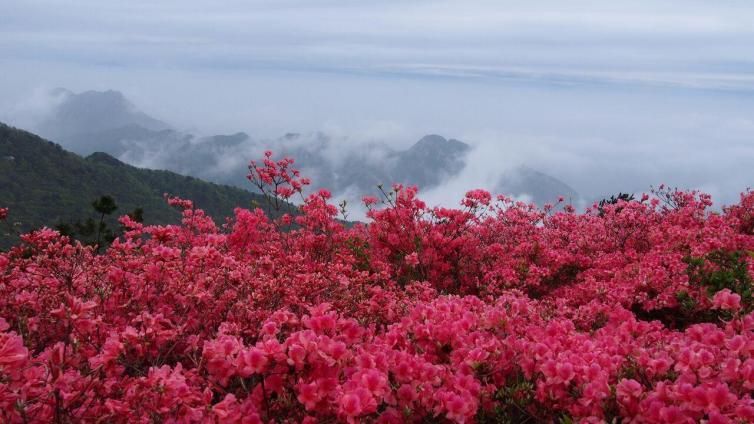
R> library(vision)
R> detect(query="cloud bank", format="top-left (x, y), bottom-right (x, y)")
top-left (1, 0), bottom-right (754, 208)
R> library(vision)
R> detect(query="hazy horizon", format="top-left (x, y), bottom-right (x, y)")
top-left (2, 0), bottom-right (754, 207)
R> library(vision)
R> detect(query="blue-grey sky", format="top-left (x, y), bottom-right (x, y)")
top-left (2, 0), bottom-right (754, 204)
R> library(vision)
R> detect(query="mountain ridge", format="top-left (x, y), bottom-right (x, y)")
top-left (27, 88), bottom-right (582, 207)
top-left (0, 122), bottom-right (283, 248)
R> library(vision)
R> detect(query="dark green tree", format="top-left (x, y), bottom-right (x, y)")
top-left (55, 195), bottom-right (144, 252)
top-left (92, 195), bottom-right (117, 249)
top-left (127, 207), bottom-right (144, 223)
top-left (598, 192), bottom-right (635, 217)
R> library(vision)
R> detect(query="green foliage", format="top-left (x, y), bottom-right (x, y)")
top-left (92, 195), bottom-right (117, 215)
top-left (128, 207), bottom-right (144, 223)
top-left (634, 249), bottom-right (754, 328)
top-left (55, 195), bottom-right (145, 251)
top-left (529, 263), bottom-right (582, 299)
top-left (598, 192), bottom-right (635, 216)
top-left (675, 290), bottom-right (697, 312)
top-left (476, 372), bottom-right (540, 423)
top-left (686, 249), bottom-right (753, 309)
top-left (628, 250), bottom-right (752, 329)
top-left (0, 123), bottom-right (285, 249)
top-left (345, 237), bottom-right (371, 272)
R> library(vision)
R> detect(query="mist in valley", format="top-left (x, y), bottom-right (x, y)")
top-left (2, 0), bottom-right (754, 216)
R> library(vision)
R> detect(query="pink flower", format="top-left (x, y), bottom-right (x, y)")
top-left (287, 344), bottom-right (307, 370)
top-left (297, 381), bottom-right (321, 410)
top-left (462, 190), bottom-right (492, 207)
top-left (444, 393), bottom-right (473, 423)
top-left (362, 196), bottom-right (379, 207)
top-left (397, 384), bottom-right (417, 403)
top-left (4, 149), bottom-right (754, 423)
top-left (276, 186), bottom-right (295, 199)
top-left (213, 394), bottom-right (239, 420)
top-left (340, 392), bottom-right (363, 418)
top-left (725, 335), bottom-right (746, 352)
top-left (688, 383), bottom-right (736, 412)
top-left (236, 347), bottom-right (269, 377)
top-left (0, 331), bottom-right (28, 370)
top-left (616, 378), bottom-right (643, 413)
top-left (617, 379), bottom-right (643, 400)
top-left (261, 321), bottom-right (278, 337)
top-left (711, 289), bottom-right (741, 311)
top-left (658, 405), bottom-right (687, 424)
top-left (555, 362), bottom-right (576, 383)
top-left (360, 369), bottom-right (388, 396)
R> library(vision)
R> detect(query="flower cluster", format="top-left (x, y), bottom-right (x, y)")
top-left (1, 151), bottom-right (754, 422)
top-left (247, 151), bottom-right (310, 210)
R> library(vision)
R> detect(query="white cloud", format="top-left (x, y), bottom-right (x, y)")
top-left (2, 0), bottom-right (754, 208)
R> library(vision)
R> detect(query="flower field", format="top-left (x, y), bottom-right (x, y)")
top-left (2, 153), bottom-right (754, 423)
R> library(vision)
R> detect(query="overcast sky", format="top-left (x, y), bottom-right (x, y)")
top-left (2, 0), bottom-right (754, 204)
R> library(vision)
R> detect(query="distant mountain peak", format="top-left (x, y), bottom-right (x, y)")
top-left (494, 165), bottom-right (581, 206)
top-left (36, 88), bottom-right (171, 155)
top-left (79, 89), bottom-right (127, 100)
top-left (411, 134), bottom-right (470, 153)
top-left (26, 87), bottom-right (581, 208)
top-left (417, 134), bottom-right (447, 144)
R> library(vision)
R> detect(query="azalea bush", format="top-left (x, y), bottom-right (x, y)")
top-left (1, 153), bottom-right (754, 423)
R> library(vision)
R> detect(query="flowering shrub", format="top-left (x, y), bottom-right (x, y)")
top-left (1, 152), bottom-right (754, 422)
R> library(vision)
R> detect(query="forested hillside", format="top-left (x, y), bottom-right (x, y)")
top-left (0, 123), bottom-right (280, 247)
